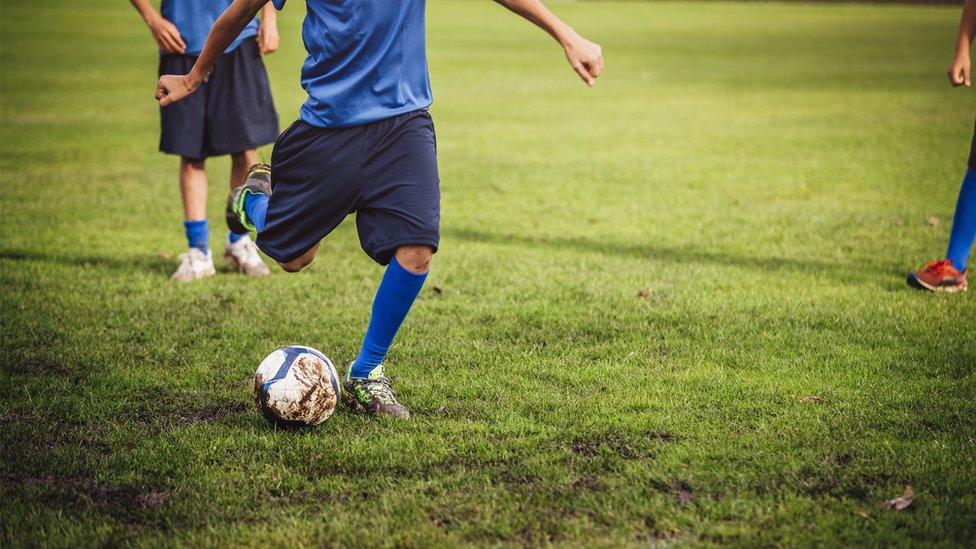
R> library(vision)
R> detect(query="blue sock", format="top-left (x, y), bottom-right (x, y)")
top-left (244, 193), bottom-right (269, 232)
top-left (183, 219), bottom-right (209, 253)
top-left (228, 230), bottom-right (247, 243)
top-left (351, 258), bottom-right (428, 378)
top-left (946, 168), bottom-right (976, 272)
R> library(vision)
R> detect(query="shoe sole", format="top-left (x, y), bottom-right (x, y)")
top-left (171, 269), bottom-right (215, 282)
top-left (907, 273), bottom-right (968, 293)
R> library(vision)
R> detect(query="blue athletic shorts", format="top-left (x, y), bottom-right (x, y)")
top-left (969, 118), bottom-right (976, 171)
top-left (257, 109), bottom-right (440, 266)
top-left (158, 39), bottom-right (279, 159)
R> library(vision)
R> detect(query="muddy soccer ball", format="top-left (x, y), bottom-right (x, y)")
top-left (253, 346), bottom-right (341, 427)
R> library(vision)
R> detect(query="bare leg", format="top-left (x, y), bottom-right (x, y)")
top-left (180, 157), bottom-right (207, 221)
top-left (230, 149), bottom-right (260, 191)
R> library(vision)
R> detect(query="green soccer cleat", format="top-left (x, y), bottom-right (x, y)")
top-left (227, 163), bottom-right (272, 234)
top-left (342, 363), bottom-right (410, 419)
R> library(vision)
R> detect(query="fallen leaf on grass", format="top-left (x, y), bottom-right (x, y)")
top-left (926, 217), bottom-right (940, 227)
top-left (800, 395), bottom-right (822, 404)
top-left (436, 405), bottom-right (446, 414)
top-left (431, 285), bottom-right (443, 295)
top-left (881, 485), bottom-right (915, 510)
top-left (637, 289), bottom-right (651, 300)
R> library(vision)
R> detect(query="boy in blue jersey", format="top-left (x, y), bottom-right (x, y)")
top-left (156, 0), bottom-right (604, 417)
top-left (130, 0), bottom-right (280, 281)
top-left (908, 0), bottom-right (976, 293)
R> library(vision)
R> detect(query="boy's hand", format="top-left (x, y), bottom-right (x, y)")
top-left (148, 16), bottom-right (187, 55)
top-left (258, 21), bottom-right (279, 56)
top-left (948, 50), bottom-right (972, 87)
top-left (562, 32), bottom-right (603, 86)
top-left (156, 74), bottom-right (199, 107)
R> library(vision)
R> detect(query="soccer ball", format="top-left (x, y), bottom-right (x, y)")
top-left (253, 346), bottom-right (341, 427)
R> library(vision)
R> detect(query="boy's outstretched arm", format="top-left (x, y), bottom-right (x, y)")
top-left (949, 0), bottom-right (976, 86)
top-left (129, 0), bottom-right (186, 54)
top-left (155, 0), bottom-right (267, 106)
top-left (493, 0), bottom-right (604, 86)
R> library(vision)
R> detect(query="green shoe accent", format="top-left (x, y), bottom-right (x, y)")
top-left (234, 188), bottom-right (261, 233)
top-left (226, 164), bottom-right (272, 235)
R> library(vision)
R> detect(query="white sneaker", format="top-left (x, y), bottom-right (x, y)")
top-left (171, 248), bottom-right (216, 282)
top-left (224, 235), bottom-right (271, 276)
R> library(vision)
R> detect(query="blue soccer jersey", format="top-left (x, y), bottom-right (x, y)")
top-left (272, 0), bottom-right (433, 128)
top-left (161, 0), bottom-right (259, 56)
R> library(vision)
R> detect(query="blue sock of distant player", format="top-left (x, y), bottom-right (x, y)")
top-left (244, 193), bottom-right (269, 232)
top-left (350, 257), bottom-right (428, 378)
top-left (945, 168), bottom-right (976, 272)
top-left (184, 219), bottom-right (208, 253)
top-left (228, 230), bottom-right (247, 243)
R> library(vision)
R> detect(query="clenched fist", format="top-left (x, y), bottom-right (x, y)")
top-left (948, 50), bottom-right (972, 87)
top-left (155, 74), bottom-right (199, 107)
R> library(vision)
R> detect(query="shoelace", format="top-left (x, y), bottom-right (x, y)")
top-left (364, 377), bottom-right (398, 405)
top-left (924, 259), bottom-right (954, 275)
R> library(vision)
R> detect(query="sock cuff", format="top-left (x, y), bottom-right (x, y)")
top-left (389, 256), bottom-right (429, 279)
top-left (183, 218), bottom-right (208, 229)
top-left (183, 219), bottom-right (209, 251)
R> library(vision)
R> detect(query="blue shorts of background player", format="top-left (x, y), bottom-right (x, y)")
top-left (130, 0), bottom-right (280, 281)
top-left (155, 0), bottom-right (605, 418)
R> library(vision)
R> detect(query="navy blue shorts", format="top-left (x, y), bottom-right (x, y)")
top-left (969, 118), bottom-right (976, 171)
top-left (159, 39), bottom-right (279, 159)
top-left (257, 109), bottom-right (440, 266)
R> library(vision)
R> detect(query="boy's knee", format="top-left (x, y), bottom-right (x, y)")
top-left (181, 157), bottom-right (206, 170)
top-left (278, 257), bottom-right (312, 273)
top-left (395, 245), bottom-right (433, 274)
top-left (278, 244), bottom-right (320, 273)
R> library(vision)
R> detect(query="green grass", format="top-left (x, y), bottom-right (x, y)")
top-left (2, 0), bottom-right (975, 545)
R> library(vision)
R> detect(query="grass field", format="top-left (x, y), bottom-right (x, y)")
top-left (2, 0), bottom-right (975, 546)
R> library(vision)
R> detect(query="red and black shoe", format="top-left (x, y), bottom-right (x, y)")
top-left (907, 259), bottom-right (968, 293)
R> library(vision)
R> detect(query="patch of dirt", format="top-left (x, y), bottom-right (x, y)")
top-left (79, 438), bottom-right (111, 450)
top-left (648, 478), bottom-right (695, 505)
top-left (25, 474), bottom-right (171, 518)
top-left (644, 528), bottom-right (693, 547)
top-left (174, 402), bottom-right (249, 424)
top-left (136, 491), bottom-right (170, 509)
top-left (568, 431), bottom-right (673, 460)
top-left (8, 354), bottom-right (75, 377)
top-left (495, 469), bottom-right (541, 487)
top-left (567, 475), bottom-right (603, 492)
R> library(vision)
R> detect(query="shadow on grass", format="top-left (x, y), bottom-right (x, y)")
top-left (0, 249), bottom-right (173, 275)
top-left (445, 227), bottom-right (881, 281)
